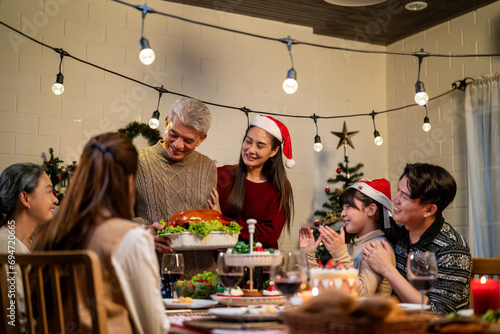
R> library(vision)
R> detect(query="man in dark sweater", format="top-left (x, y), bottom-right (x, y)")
top-left (362, 163), bottom-right (472, 314)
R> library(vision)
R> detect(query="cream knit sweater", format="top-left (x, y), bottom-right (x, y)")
top-left (134, 141), bottom-right (217, 278)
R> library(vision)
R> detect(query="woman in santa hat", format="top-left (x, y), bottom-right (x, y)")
top-left (208, 115), bottom-right (294, 249)
top-left (299, 178), bottom-right (396, 298)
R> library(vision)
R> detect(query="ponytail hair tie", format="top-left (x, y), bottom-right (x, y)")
top-left (95, 144), bottom-right (107, 153)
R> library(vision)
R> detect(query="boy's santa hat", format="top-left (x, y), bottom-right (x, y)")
top-left (250, 115), bottom-right (295, 168)
top-left (349, 178), bottom-right (392, 229)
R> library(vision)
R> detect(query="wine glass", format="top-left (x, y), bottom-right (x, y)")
top-left (270, 250), bottom-right (307, 307)
top-left (215, 252), bottom-right (244, 307)
top-left (407, 251), bottom-right (438, 313)
top-left (161, 254), bottom-right (184, 299)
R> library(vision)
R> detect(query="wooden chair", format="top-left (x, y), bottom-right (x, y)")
top-left (469, 257), bottom-right (500, 307)
top-left (0, 250), bottom-right (108, 334)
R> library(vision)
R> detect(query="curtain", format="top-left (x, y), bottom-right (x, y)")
top-left (465, 73), bottom-right (500, 258)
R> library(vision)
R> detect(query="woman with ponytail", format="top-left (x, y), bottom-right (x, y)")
top-left (32, 133), bottom-right (169, 334)
top-left (208, 115), bottom-right (294, 249)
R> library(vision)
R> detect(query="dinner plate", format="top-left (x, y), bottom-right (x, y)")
top-left (163, 298), bottom-right (219, 309)
top-left (211, 294), bottom-right (287, 306)
top-left (208, 307), bottom-right (280, 321)
top-left (398, 303), bottom-right (431, 313)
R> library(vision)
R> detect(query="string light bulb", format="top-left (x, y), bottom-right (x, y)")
top-left (282, 37), bottom-right (298, 94)
top-left (312, 114), bottom-right (323, 152)
top-left (283, 68), bottom-right (298, 94)
top-left (139, 37), bottom-right (155, 65)
top-left (314, 135), bottom-right (323, 152)
top-left (149, 86), bottom-right (164, 129)
top-left (422, 105), bottom-right (431, 132)
top-left (149, 110), bottom-right (160, 129)
top-left (415, 81), bottom-right (428, 106)
top-left (373, 130), bottom-right (383, 146)
top-left (52, 52), bottom-right (65, 95)
top-left (371, 110), bottom-right (383, 146)
top-left (414, 49), bottom-right (429, 106)
top-left (138, 4), bottom-right (155, 65)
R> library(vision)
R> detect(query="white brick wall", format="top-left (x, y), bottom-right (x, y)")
top-left (387, 1), bottom-right (500, 245)
top-left (0, 0), bottom-right (498, 250)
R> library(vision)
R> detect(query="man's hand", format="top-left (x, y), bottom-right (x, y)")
top-left (207, 187), bottom-right (222, 214)
top-left (362, 239), bottom-right (393, 276)
top-left (147, 222), bottom-right (176, 254)
top-left (299, 226), bottom-right (321, 249)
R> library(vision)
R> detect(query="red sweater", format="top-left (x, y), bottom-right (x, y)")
top-left (217, 165), bottom-right (285, 249)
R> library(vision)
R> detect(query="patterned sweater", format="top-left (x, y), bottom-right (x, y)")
top-left (389, 215), bottom-right (472, 314)
top-left (134, 141), bottom-right (217, 278)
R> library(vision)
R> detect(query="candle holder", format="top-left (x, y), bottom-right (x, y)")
top-left (471, 276), bottom-right (500, 315)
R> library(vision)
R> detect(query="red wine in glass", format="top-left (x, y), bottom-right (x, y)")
top-left (163, 273), bottom-right (183, 286)
top-left (275, 279), bottom-right (302, 297)
top-left (409, 277), bottom-right (437, 292)
top-left (216, 252), bottom-right (244, 307)
top-left (162, 254), bottom-right (184, 299)
top-left (407, 251), bottom-right (438, 314)
top-left (218, 273), bottom-right (243, 288)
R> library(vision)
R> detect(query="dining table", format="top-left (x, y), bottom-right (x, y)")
top-left (165, 308), bottom-right (289, 334)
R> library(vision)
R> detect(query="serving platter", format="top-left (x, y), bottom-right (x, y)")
top-left (164, 232), bottom-right (239, 250)
top-left (211, 294), bottom-right (286, 306)
top-left (398, 303), bottom-right (430, 313)
top-left (163, 298), bottom-right (218, 309)
top-left (208, 307), bottom-right (280, 321)
top-left (225, 253), bottom-right (282, 267)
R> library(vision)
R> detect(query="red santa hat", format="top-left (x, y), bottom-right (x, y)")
top-left (250, 115), bottom-right (295, 168)
top-left (349, 178), bottom-right (392, 229)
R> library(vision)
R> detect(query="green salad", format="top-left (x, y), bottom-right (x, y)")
top-left (157, 219), bottom-right (242, 238)
top-left (176, 271), bottom-right (219, 299)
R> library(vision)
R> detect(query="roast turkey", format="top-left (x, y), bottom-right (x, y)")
top-left (166, 209), bottom-right (231, 227)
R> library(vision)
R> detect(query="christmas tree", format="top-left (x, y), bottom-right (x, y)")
top-left (312, 122), bottom-right (364, 265)
top-left (43, 148), bottom-right (69, 201)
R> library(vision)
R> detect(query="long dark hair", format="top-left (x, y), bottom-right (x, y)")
top-left (225, 126), bottom-right (294, 231)
top-left (32, 133), bottom-right (138, 251)
top-left (0, 163), bottom-right (44, 227)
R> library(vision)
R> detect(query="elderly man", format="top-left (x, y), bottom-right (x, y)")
top-left (134, 97), bottom-right (217, 278)
top-left (363, 163), bottom-right (472, 314)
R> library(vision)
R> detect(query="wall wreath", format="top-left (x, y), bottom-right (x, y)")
top-left (117, 121), bottom-right (162, 146)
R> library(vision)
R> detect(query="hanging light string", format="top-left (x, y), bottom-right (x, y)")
top-left (0, 20), bottom-right (476, 127)
top-left (112, 0), bottom-right (500, 59)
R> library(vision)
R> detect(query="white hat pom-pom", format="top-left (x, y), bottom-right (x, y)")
top-left (285, 159), bottom-right (295, 168)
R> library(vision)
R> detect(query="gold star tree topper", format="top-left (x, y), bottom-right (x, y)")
top-left (331, 121), bottom-right (359, 150)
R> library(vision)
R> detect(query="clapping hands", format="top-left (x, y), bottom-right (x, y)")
top-left (299, 226), bottom-right (322, 249)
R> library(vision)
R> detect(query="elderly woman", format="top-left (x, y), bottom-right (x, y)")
top-left (0, 162), bottom-right (58, 253)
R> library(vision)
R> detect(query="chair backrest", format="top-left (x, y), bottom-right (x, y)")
top-left (469, 257), bottom-right (500, 307)
top-left (0, 250), bottom-right (108, 334)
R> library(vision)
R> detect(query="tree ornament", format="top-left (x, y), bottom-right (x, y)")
top-left (117, 121), bottom-right (162, 146)
top-left (336, 168), bottom-right (342, 174)
top-left (325, 186), bottom-right (330, 193)
top-left (314, 220), bottom-right (320, 226)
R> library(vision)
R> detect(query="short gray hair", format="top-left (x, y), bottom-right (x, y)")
top-left (170, 97), bottom-right (212, 137)
top-left (0, 163), bottom-right (45, 227)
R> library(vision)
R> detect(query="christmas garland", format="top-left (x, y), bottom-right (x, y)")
top-left (117, 121), bottom-right (162, 146)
